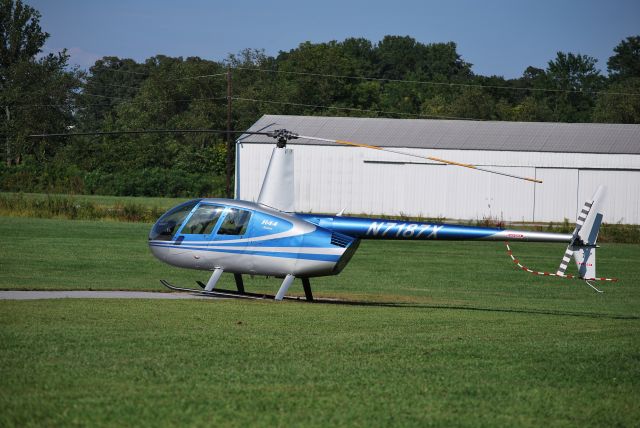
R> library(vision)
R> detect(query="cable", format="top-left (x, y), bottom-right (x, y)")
top-left (234, 66), bottom-right (640, 97)
top-left (89, 67), bottom-right (227, 81)
top-left (92, 64), bottom-right (640, 97)
top-left (12, 95), bottom-right (228, 109)
top-left (230, 96), bottom-right (478, 121)
top-left (172, 73), bottom-right (227, 81)
top-left (79, 93), bottom-right (228, 103)
top-left (66, 74), bottom-right (226, 102)
top-left (86, 67), bottom-right (149, 76)
top-left (84, 82), bottom-right (143, 90)
top-left (29, 129), bottom-right (233, 138)
top-left (15, 94), bottom-right (476, 121)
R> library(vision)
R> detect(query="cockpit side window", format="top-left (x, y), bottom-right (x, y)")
top-left (180, 205), bottom-right (224, 235)
top-left (217, 208), bottom-right (252, 236)
top-left (149, 200), bottom-right (200, 241)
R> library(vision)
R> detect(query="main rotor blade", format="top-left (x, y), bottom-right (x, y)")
top-left (28, 129), bottom-right (275, 138)
top-left (296, 135), bottom-right (543, 184)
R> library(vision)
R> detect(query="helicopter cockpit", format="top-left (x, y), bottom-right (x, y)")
top-left (149, 199), bottom-right (254, 242)
top-left (149, 200), bottom-right (201, 241)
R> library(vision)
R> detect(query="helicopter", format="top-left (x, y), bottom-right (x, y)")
top-left (144, 128), bottom-right (617, 300)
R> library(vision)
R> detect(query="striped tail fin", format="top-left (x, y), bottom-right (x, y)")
top-left (556, 246), bottom-right (575, 277)
top-left (556, 186), bottom-right (605, 279)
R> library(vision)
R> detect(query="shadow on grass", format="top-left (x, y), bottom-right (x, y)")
top-left (309, 298), bottom-right (639, 320)
top-left (6, 285), bottom-right (634, 321)
top-left (181, 285), bottom-right (639, 321)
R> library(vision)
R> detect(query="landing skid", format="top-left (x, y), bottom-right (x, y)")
top-left (160, 280), bottom-right (310, 302)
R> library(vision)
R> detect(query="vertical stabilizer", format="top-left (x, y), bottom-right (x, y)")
top-left (556, 186), bottom-right (606, 279)
top-left (572, 246), bottom-right (597, 279)
top-left (257, 147), bottom-right (295, 212)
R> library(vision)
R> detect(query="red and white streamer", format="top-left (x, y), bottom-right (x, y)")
top-left (504, 242), bottom-right (618, 283)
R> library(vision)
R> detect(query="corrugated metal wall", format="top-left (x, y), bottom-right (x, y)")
top-left (237, 144), bottom-right (640, 224)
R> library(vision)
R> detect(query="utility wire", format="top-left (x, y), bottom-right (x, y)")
top-left (86, 67), bottom-right (149, 76)
top-left (172, 73), bottom-right (227, 81)
top-left (231, 96), bottom-right (478, 121)
top-left (78, 93), bottom-right (228, 103)
top-left (12, 95), bottom-right (228, 109)
top-left (84, 82), bottom-right (144, 90)
top-left (92, 64), bottom-right (640, 97)
top-left (15, 93), bottom-right (476, 121)
top-left (89, 67), bottom-right (227, 81)
top-left (83, 65), bottom-right (640, 96)
top-left (234, 66), bottom-right (640, 97)
top-left (13, 64), bottom-right (636, 121)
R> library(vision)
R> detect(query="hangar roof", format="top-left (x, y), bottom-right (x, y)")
top-left (241, 115), bottom-right (640, 155)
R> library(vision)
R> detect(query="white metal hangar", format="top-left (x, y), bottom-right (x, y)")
top-left (235, 115), bottom-right (640, 224)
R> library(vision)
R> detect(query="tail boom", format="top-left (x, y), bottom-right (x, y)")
top-left (296, 214), bottom-right (572, 243)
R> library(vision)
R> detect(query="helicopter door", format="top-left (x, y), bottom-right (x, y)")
top-left (212, 207), bottom-right (252, 240)
top-left (208, 207), bottom-right (253, 266)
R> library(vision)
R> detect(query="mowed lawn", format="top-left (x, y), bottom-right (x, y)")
top-left (0, 192), bottom-right (190, 210)
top-left (1, 216), bottom-right (639, 426)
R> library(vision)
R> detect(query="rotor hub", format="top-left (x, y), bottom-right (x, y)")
top-left (269, 129), bottom-right (299, 148)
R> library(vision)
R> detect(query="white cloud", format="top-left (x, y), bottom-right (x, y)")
top-left (66, 47), bottom-right (101, 68)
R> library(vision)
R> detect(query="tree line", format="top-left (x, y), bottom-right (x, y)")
top-left (1, 0), bottom-right (639, 197)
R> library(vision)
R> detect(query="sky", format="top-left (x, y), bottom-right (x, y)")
top-left (30, 0), bottom-right (640, 79)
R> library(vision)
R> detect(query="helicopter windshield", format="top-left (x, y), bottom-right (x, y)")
top-left (149, 200), bottom-right (200, 241)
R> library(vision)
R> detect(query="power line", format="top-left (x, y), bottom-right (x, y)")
top-left (79, 93), bottom-right (141, 101)
top-left (173, 73), bottom-right (227, 81)
top-left (79, 93), bottom-right (228, 103)
top-left (29, 129), bottom-right (234, 138)
top-left (89, 67), bottom-right (227, 81)
top-left (12, 95), bottom-right (228, 109)
top-left (234, 66), bottom-right (640, 97)
top-left (231, 96), bottom-right (478, 121)
top-left (11, 70), bottom-right (228, 108)
top-left (84, 82), bottom-right (143, 90)
top-left (87, 67), bottom-right (149, 76)
top-left (14, 93), bottom-right (478, 121)
top-left (12, 65), bottom-right (637, 122)
top-left (93, 64), bottom-right (640, 97)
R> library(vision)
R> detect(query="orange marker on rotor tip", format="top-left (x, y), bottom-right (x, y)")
top-left (335, 139), bottom-right (383, 151)
top-left (427, 156), bottom-right (477, 168)
top-left (329, 137), bottom-right (543, 183)
top-left (427, 156), bottom-right (543, 183)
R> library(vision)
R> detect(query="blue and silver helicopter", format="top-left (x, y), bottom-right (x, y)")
top-left (149, 129), bottom-right (615, 300)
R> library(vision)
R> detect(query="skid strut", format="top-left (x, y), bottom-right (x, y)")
top-left (234, 273), bottom-right (245, 293)
top-left (302, 278), bottom-right (313, 301)
top-left (274, 276), bottom-right (314, 302)
top-left (275, 274), bottom-right (295, 301)
top-left (204, 268), bottom-right (224, 291)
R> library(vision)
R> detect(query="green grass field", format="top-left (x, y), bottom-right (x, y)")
top-left (0, 192), bottom-right (190, 210)
top-left (1, 216), bottom-right (639, 426)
